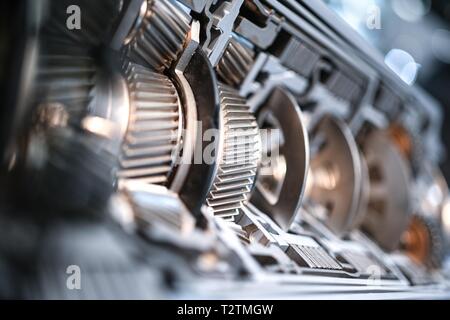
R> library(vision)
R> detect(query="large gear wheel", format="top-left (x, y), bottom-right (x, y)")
top-left (118, 61), bottom-right (183, 187)
top-left (17, 52), bottom-right (129, 212)
top-left (206, 84), bottom-right (261, 222)
top-left (32, 54), bottom-right (96, 126)
top-left (123, 0), bottom-right (192, 72)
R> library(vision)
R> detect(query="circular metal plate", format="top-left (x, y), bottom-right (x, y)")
top-left (362, 130), bottom-right (412, 252)
top-left (351, 151), bottom-right (370, 230)
top-left (251, 88), bottom-right (309, 230)
top-left (308, 116), bottom-right (366, 236)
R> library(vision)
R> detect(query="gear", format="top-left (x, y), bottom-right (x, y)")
top-left (32, 54), bottom-right (96, 127)
top-left (206, 84), bottom-right (261, 222)
top-left (118, 61), bottom-right (182, 186)
top-left (124, 0), bottom-right (192, 72)
top-left (216, 36), bottom-right (255, 87)
top-left (388, 123), bottom-right (424, 175)
top-left (21, 54), bottom-right (127, 212)
top-left (402, 214), bottom-right (444, 269)
top-left (41, 0), bottom-right (122, 49)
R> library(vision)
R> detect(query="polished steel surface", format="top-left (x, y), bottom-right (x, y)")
top-left (1, 0), bottom-right (449, 300)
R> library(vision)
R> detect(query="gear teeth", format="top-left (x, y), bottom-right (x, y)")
top-left (405, 214), bottom-right (444, 269)
top-left (125, 0), bottom-right (191, 72)
top-left (28, 55), bottom-right (121, 212)
top-left (216, 36), bottom-right (255, 87)
top-left (42, 0), bottom-right (121, 49)
top-left (34, 55), bottom-right (97, 126)
top-left (388, 123), bottom-right (424, 175)
top-left (119, 62), bottom-right (182, 186)
top-left (207, 84), bottom-right (261, 221)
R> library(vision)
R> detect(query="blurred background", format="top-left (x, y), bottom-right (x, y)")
top-left (323, 0), bottom-right (450, 181)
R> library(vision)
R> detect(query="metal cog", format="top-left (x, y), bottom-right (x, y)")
top-left (216, 36), bottom-right (255, 87)
top-left (20, 53), bottom-right (128, 212)
top-left (118, 61), bottom-right (182, 186)
top-left (402, 214), bottom-right (444, 269)
top-left (124, 0), bottom-right (192, 72)
top-left (206, 84), bottom-right (261, 222)
top-left (41, 0), bottom-right (122, 49)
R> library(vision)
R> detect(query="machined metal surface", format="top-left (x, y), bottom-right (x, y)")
top-left (123, 0), bottom-right (192, 71)
top-left (216, 36), bottom-right (255, 88)
top-left (361, 130), bottom-right (413, 252)
top-left (118, 62), bottom-right (182, 186)
top-left (252, 88), bottom-right (309, 230)
top-left (307, 116), bottom-right (367, 236)
top-left (206, 84), bottom-right (261, 221)
top-left (1, 0), bottom-right (450, 300)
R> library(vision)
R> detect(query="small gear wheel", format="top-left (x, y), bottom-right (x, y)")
top-left (401, 214), bottom-right (444, 269)
top-left (216, 36), bottom-right (255, 87)
top-left (123, 0), bottom-right (192, 72)
top-left (388, 123), bottom-right (424, 176)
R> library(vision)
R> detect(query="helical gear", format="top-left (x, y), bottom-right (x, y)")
top-left (22, 53), bottom-right (126, 212)
top-left (118, 61), bottom-right (182, 186)
top-left (41, 0), bottom-right (122, 49)
top-left (124, 0), bottom-right (191, 72)
top-left (216, 36), bottom-right (255, 87)
top-left (206, 84), bottom-right (261, 222)
top-left (32, 54), bottom-right (96, 128)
